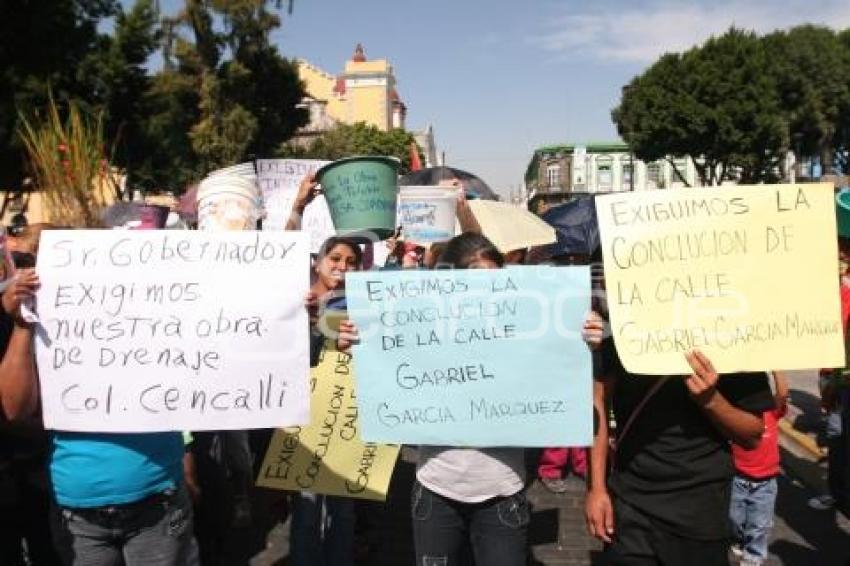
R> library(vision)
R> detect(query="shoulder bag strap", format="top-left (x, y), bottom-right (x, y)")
top-left (613, 376), bottom-right (670, 452)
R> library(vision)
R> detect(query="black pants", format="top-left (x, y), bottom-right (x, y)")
top-left (0, 466), bottom-right (61, 566)
top-left (603, 496), bottom-right (728, 566)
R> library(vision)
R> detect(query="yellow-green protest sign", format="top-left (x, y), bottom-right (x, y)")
top-left (596, 183), bottom-right (844, 375)
top-left (256, 344), bottom-right (400, 501)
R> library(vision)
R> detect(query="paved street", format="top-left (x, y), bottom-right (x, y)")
top-left (244, 371), bottom-right (850, 565)
top-left (247, 446), bottom-right (850, 565)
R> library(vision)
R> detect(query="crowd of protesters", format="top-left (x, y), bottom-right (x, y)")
top-left (0, 174), bottom-right (847, 566)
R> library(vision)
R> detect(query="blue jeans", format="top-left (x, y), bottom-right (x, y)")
top-left (50, 484), bottom-right (197, 566)
top-left (290, 491), bottom-right (355, 566)
top-left (729, 476), bottom-right (777, 564)
top-left (411, 480), bottom-right (529, 566)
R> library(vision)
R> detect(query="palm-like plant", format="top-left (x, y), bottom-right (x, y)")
top-left (18, 97), bottom-right (118, 227)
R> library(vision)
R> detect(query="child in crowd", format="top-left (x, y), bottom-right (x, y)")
top-left (729, 372), bottom-right (788, 566)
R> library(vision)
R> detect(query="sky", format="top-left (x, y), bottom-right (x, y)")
top-left (153, 0), bottom-right (850, 197)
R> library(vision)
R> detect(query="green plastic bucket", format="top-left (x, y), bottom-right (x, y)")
top-left (837, 188), bottom-right (850, 238)
top-left (317, 156), bottom-right (400, 240)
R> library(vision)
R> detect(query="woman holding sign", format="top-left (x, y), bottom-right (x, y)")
top-left (335, 233), bottom-right (605, 566)
top-left (292, 235), bottom-right (363, 566)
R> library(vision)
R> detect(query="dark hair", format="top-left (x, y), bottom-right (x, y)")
top-left (317, 236), bottom-right (363, 267)
top-left (439, 233), bottom-right (504, 269)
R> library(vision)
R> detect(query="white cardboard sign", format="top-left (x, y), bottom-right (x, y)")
top-left (35, 230), bottom-right (310, 432)
top-left (257, 158), bottom-right (335, 252)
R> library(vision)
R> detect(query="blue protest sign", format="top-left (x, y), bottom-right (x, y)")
top-left (345, 266), bottom-right (592, 447)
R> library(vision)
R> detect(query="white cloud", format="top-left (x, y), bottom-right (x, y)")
top-left (530, 0), bottom-right (850, 63)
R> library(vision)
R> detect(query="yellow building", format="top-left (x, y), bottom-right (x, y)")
top-left (297, 44), bottom-right (406, 134)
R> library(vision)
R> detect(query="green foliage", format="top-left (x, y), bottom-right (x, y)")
top-left (614, 28), bottom-right (786, 185)
top-left (764, 26), bottom-right (850, 171)
top-left (614, 25), bottom-right (850, 184)
top-left (2, 0), bottom-right (308, 195)
top-left (0, 0), bottom-right (119, 187)
top-left (79, 0), bottom-right (161, 183)
top-left (18, 96), bottom-right (117, 227)
top-left (282, 122), bottom-right (423, 175)
top-left (190, 71), bottom-right (258, 171)
top-left (162, 0), bottom-right (307, 186)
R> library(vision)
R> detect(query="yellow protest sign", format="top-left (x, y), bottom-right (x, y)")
top-left (256, 343), bottom-right (400, 500)
top-left (596, 183), bottom-right (844, 375)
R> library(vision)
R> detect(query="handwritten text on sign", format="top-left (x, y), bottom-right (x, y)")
top-left (35, 230), bottom-right (310, 432)
top-left (345, 267), bottom-right (593, 447)
top-left (596, 184), bottom-right (843, 374)
top-left (257, 344), bottom-right (400, 501)
top-left (257, 159), bottom-right (334, 252)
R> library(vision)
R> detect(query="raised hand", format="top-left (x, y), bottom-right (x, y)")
top-left (2, 269), bottom-right (39, 323)
top-left (684, 349), bottom-right (719, 407)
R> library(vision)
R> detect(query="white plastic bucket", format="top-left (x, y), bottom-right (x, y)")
top-left (398, 186), bottom-right (457, 244)
top-left (207, 162), bottom-right (256, 179)
top-left (196, 174), bottom-right (261, 232)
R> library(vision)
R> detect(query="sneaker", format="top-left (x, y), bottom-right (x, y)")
top-left (807, 494), bottom-right (836, 510)
top-left (541, 477), bottom-right (570, 494)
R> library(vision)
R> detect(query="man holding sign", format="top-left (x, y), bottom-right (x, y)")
top-left (586, 341), bottom-right (773, 565)
top-left (584, 185), bottom-right (843, 565)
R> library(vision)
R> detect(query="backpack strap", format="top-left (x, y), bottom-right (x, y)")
top-left (614, 376), bottom-right (670, 452)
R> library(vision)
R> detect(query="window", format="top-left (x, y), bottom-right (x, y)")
top-left (597, 156), bottom-right (613, 190)
top-left (647, 162), bottom-right (662, 188)
top-left (622, 159), bottom-right (633, 190)
top-left (546, 164), bottom-right (561, 188)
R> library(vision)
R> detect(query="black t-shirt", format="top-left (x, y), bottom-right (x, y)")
top-left (598, 339), bottom-right (774, 540)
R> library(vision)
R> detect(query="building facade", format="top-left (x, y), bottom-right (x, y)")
top-left (293, 44), bottom-right (436, 160)
top-left (525, 142), bottom-right (701, 195)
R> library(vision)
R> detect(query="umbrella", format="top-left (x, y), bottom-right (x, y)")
top-left (465, 199), bottom-right (556, 254)
top-left (399, 166), bottom-right (497, 200)
top-left (539, 196), bottom-right (600, 258)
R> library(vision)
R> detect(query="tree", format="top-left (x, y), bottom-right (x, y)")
top-left (0, 0), bottom-right (118, 187)
top-left (189, 71), bottom-right (258, 172)
top-left (763, 26), bottom-right (850, 175)
top-left (838, 29), bottom-right (850, 173)
top-left (613, 28), bottom-right (786, 186)
top-left (171, 0), bottom-right (307, 176)
top-left (76, 0), bottom-right (161, 187)
top-left (283, 122), bottom-right (424, 175)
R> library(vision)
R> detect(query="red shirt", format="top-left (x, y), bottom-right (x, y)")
top-left (732, 407), bottom-right (784, 479)
top-left (841, 284), bottom-right (850, 329)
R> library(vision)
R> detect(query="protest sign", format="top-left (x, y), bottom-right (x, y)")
top-left (35, 230), bottom-right (310, 432)
top-left (345, 266), bottom-right (592, 447)
top-left (301, 194), bottom-right (336, 254)
top-left (257, 158), bottom-right (334, 252)
top-left (257, 343), bottom-right (400, 500)
top-left (398, 187), bottom-right (457, 244)
top-left (596, 183), bottom-right (844, 375)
